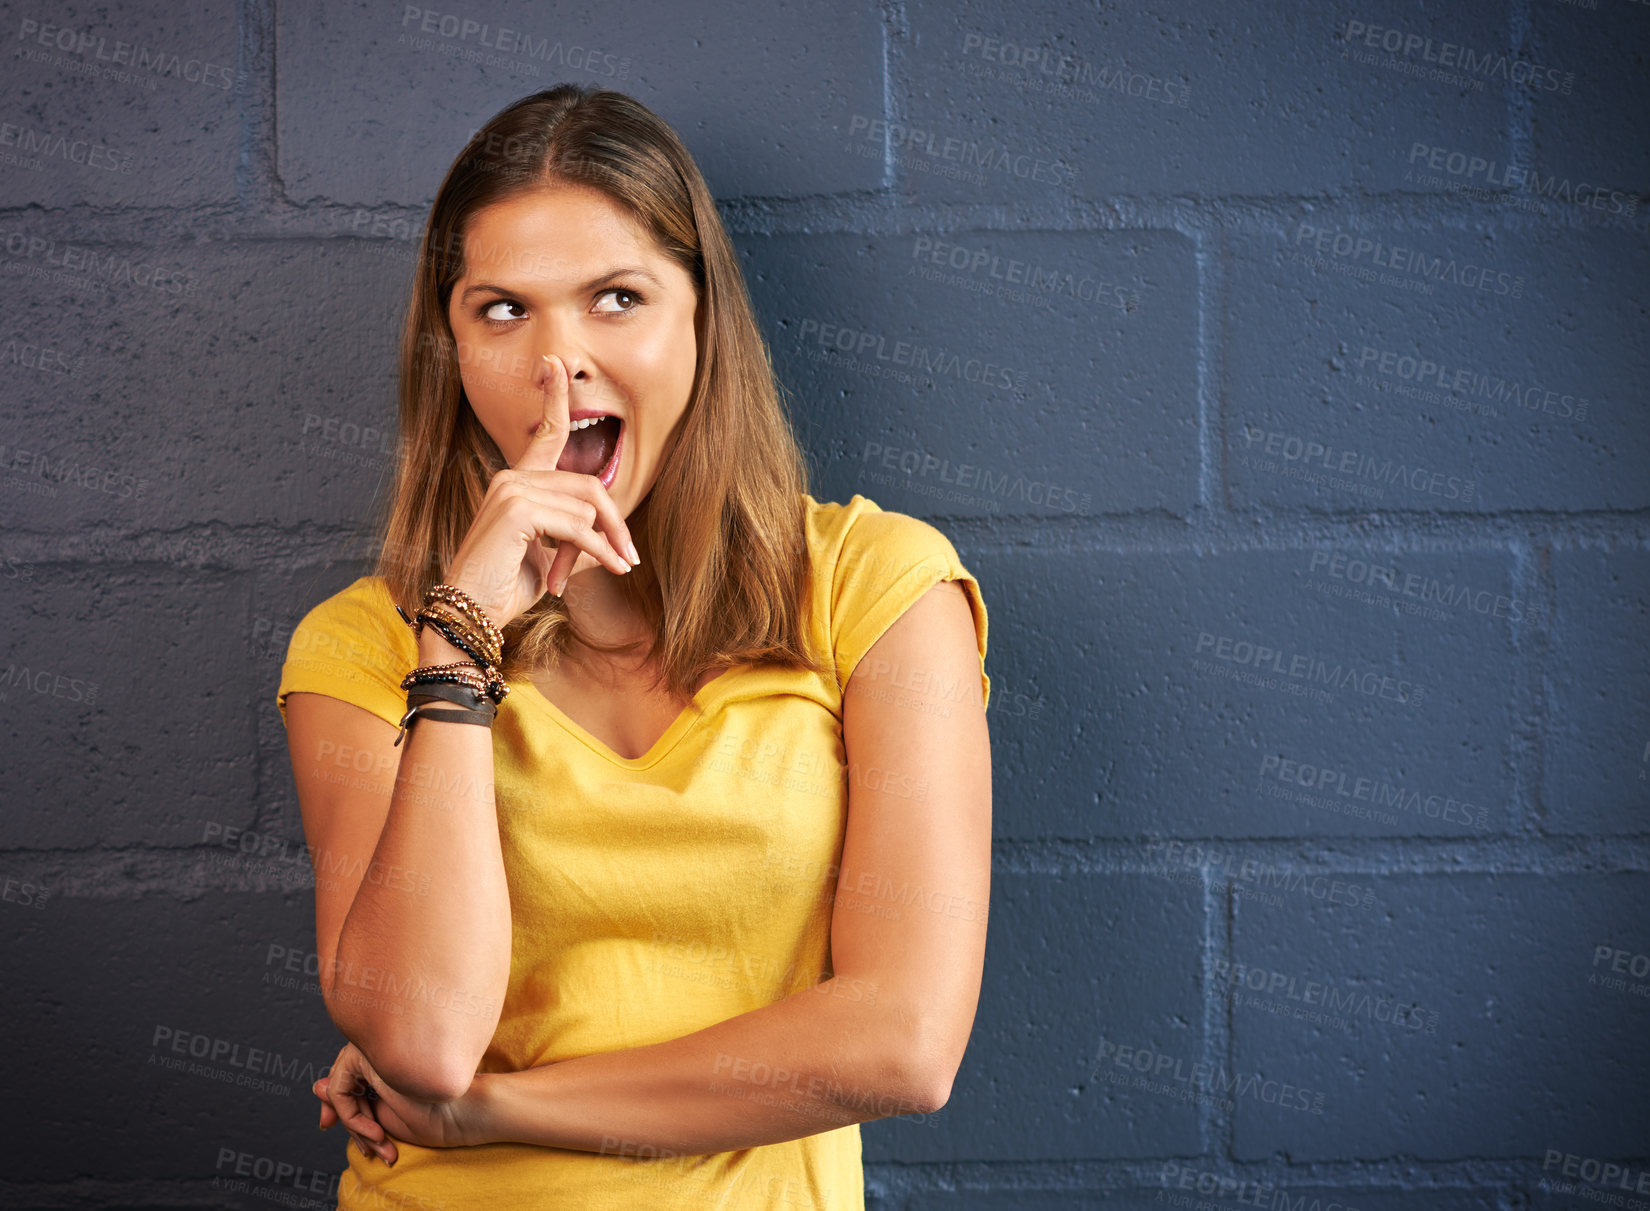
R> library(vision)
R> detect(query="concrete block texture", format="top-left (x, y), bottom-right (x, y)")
top-left (0, 0), bottom-right (1644, 1205)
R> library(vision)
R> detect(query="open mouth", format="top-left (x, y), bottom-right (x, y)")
top-left (553, 414), bottom-right (623, 488)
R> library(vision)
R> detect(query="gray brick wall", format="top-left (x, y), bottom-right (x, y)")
top-left (1, 1), bottom-right (1645, 1207)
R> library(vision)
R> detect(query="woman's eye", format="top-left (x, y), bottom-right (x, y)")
top-left (594, 288), bottom-right (641, 314)
top-left (481, 300), bottom-right (526, 324)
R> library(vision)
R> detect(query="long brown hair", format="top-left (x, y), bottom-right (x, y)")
top-left (367, 85), bottom-right (829, 700)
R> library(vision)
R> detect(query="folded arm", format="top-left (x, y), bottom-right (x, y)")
top-left (460, 579), bottom-right (993, 1154)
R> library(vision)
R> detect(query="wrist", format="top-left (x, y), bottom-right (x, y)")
top-left (460, 1070), bottom-right (510, 1146)
top-left (438, 577), bottom-right (511, 634)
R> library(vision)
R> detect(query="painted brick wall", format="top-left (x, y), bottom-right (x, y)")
top-left (1, 1), bottom-right (1646, 1207)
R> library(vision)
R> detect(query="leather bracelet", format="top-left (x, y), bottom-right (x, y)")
top-left (408, 681), bottom-right (495, 713)
top-left (393, 701), bottom-right (496, 747)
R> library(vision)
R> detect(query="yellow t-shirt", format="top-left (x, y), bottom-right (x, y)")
top-left (276, 492), bottom-right (990, 1210)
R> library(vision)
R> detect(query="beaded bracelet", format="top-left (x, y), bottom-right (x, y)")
top-left (417, 595), bottom-right (501, 664)
top-left (390, 586), bottom-right (512, 747)
top-left (400, 665), bottom-right (509, 705)
top-left (398, 588), bottom-right (503, 661)
top-left (425, 583), bottom-right (503, 652)
top-left (418, 611), bottom-right (495, 672)
top-left (403, 602), bottom-right (500, 670)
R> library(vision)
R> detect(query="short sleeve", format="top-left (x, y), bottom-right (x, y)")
top-left (828, 503), bottom-right (991, 711)
top-left (275, 577), bottom-right (419, 731)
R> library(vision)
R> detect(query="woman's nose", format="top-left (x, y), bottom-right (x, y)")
top-left (529, 349), bottom-right (589, 391)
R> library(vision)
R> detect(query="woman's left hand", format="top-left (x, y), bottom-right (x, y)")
top-left (313, 1042), bottom-right (485, 1164)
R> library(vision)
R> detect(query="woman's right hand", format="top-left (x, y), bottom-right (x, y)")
top-left (444, 353), bottom-right (640, 628)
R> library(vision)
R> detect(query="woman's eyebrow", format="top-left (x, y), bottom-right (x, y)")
top-left (458, 266), bottom-right (663, 302)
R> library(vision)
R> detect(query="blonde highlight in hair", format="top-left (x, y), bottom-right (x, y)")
top-left (368, 85), bottom-right (829, 699)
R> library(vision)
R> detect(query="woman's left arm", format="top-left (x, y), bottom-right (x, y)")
top-left (445, 579), bottom-right (992, 1158)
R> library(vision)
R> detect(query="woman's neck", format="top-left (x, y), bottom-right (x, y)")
top-left (558, 565), bottom-right (654, 656)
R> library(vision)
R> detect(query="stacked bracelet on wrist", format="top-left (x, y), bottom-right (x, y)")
top-left (392, 583), bottom-right (511, 747)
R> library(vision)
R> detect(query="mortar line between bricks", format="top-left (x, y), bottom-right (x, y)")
top-left (8, 514), bottom-right (1650, 565)
top-left (1510, 538), bottom-right (1548, 836)
top-left (985, 837), bottom-right (1650, 875)
top-left (1507, 0), bottom-right (1536, 168)
top-left (855, 1156), bottom-right (1649, 1194)
top-left (11, 838), bottom-right (1650, 900)
top-left (860, 1154), bottom-right (1650, 1182)
top-left (1200, 869), bottom-right (1233, 1155)
top-left (1194, 228), bottom-right (1219, 514)
top-left (877, 0), bottom-right (905, 191)
top-left (234, 0), bottom-right (279, 210)
top-left (9, 189), bottom-right (1647, 242)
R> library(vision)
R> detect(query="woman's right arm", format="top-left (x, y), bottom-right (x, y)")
top-left (284, 624), bottom-right (510, 1104)
top-left (286, 353), bottom-right (638, 1103)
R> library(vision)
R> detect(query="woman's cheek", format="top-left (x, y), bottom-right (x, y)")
top-left (604, 323), bottom-right (674, 377)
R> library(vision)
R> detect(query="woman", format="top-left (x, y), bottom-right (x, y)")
top-left (276, 84), bottom-right (992, 1210)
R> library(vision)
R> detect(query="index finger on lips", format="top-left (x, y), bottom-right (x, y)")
top-left (514, 354), bottom-right (571, 475)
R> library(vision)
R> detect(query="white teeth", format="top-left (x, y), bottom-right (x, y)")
top-left (570, 416), bottom-right (611, 430)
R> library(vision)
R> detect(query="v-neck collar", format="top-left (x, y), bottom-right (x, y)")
top-left (510, 668), bottom-right (737, 769)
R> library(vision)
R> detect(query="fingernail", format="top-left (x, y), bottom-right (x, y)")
top-left (552, 574), bottom-right (567, 596)
top-left (626, 540), bottom-right (640, 566)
